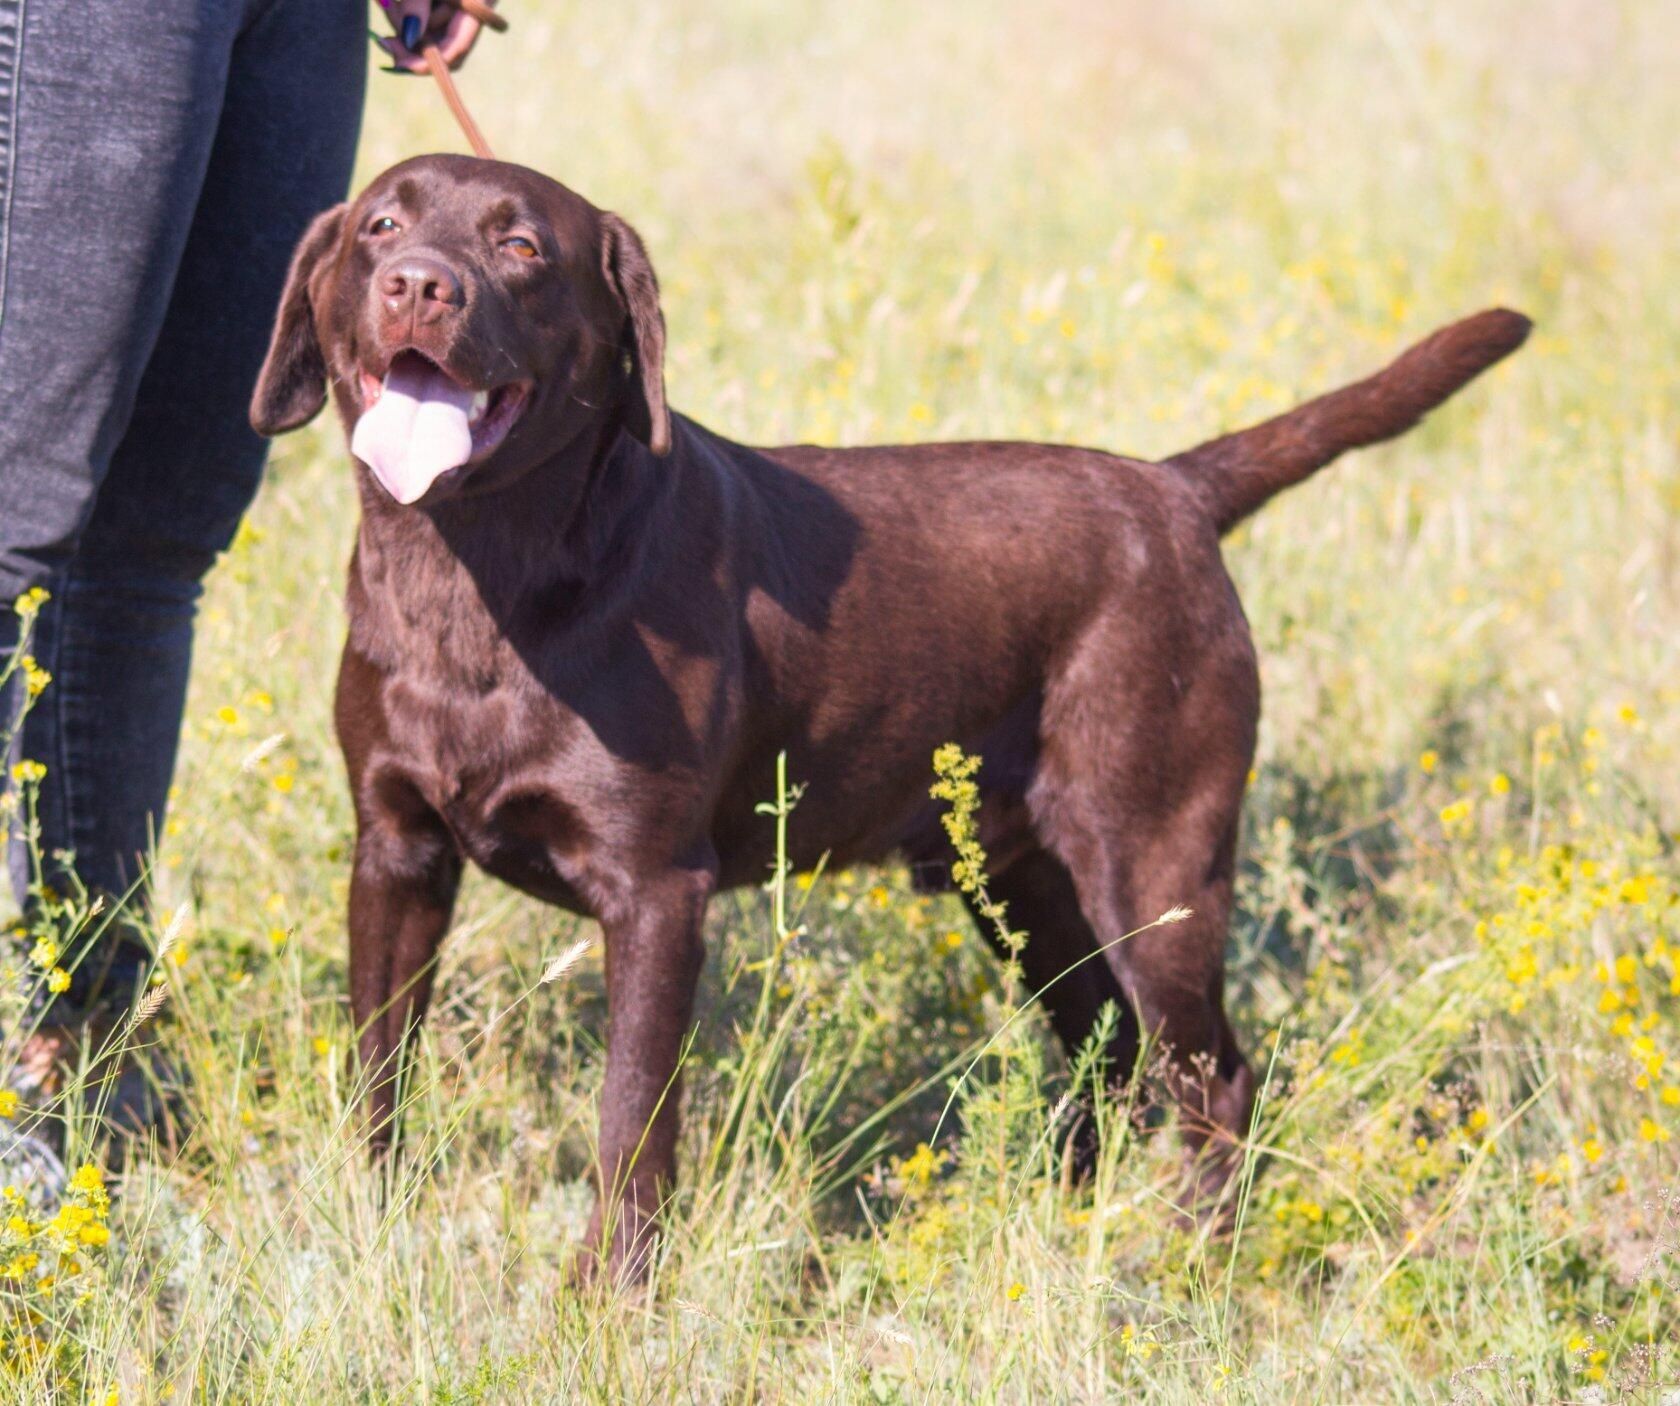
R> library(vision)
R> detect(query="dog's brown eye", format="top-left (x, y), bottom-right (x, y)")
top-left (502, 236), bottom-right (540, 260)
top-left (369, 216), bottom-right (401, 236)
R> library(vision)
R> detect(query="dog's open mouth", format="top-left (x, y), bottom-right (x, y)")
top-left (351, 350), bottom-right (530, 504)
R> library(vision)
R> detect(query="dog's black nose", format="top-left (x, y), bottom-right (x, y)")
top-left (380, 255), bottom-right (463, 325)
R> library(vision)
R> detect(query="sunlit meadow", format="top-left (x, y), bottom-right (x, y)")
top-left (2, 0), bottom-right (1678, 1399)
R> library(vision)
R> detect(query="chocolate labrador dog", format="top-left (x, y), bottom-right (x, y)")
top-left (250, 154), bottom-right (1528, 1277)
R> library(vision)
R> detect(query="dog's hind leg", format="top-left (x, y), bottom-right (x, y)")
top-left (1114, 827), bottom-right (1255, 1208)
top-left (961, 847), bottom-right (1141, 1177)
top-left (1031, 619), bottom-right (1260, 1214)
top-left (1048, 812), bottom-right (1256, 1212)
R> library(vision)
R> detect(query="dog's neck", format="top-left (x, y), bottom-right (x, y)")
top-left (347, 415), bottom-right (677, 681)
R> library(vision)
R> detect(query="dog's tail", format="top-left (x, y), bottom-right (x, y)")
top-left (1166, 308), bottom-right (1531, 535)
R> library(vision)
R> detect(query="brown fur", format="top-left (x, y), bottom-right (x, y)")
top-left (251, 154), bottom-right (1530, 1279)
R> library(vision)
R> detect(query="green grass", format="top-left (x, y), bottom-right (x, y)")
top-left (4, 0), bottom-right (1680, 1399)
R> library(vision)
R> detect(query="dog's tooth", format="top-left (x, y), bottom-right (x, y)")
top-left (470, 390), bottom-right (489, 424)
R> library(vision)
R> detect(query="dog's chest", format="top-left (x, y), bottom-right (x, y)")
top-left (353, 555), bottom-right (729, 914)
top-left (387, 672), bottom-right (602, 909)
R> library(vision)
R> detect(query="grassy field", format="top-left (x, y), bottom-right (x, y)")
top-left (3, 0), bottom-right (1679, 1399)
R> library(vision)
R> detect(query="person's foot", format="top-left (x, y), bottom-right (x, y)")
top-left (0, 1126), bottom-right (67, 1202)
top-left (2, 1026), bottom-right (74, 1201)
top-left (9, 1009), bottom-right (187, 1170)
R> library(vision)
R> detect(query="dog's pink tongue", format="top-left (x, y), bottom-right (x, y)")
top-left (351, 359), bottom-right (475, 504)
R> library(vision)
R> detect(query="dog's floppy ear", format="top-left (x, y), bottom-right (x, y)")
top-left (600, 212), bottom-right (671, 457)
top-left (250, 203), bottom-right (348, 438)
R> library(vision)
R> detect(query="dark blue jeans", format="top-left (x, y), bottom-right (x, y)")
top-left (0, 0), bottom-right (365, 1007)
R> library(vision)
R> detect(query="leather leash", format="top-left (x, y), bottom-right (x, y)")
top-left (418, 0), bottom-right (506, 161)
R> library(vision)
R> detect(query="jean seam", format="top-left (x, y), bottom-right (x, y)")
top-left (0, 0), bottom-right (27, 342)
top-left (53, 577), bottom-right (98, 883)
top-left (35, 587), bottom-right (69, 889)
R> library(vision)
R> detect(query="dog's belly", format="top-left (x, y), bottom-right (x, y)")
top-left (709, 689), bottom-right (1046, 891)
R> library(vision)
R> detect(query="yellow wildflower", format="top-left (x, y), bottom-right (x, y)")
top-left (1329, 1041), bottom-right (1360, 1067)
top-left (12, 587), bottom-right (49, 618)
top-left (68, 1163), bottom-right (105, 1198)
top-left (899, 1142), bottom-right (948, 1187)
top-left (19, 656), bottom-right (50, 698)
top-left (1439, 799), bottom-right (1473, 829)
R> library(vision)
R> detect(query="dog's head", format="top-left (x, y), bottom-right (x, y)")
top-left (251, 155), bottom-right (669, 506)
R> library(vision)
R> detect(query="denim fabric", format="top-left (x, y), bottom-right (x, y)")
top-left (0, 0), bottom-right (365, 1002)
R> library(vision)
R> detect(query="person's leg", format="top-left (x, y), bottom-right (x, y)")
top-left (0, 0), bottom-right (250, 912)
top-left (0, 0), bottom-right (247, 1174)
top-left (2, 0), bottom-right (364, 1006)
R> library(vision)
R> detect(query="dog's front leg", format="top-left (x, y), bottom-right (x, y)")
top-left (348, 826), bottom-right (463, 1157)
top-left (584, 863), bottom-right (713, 1282)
